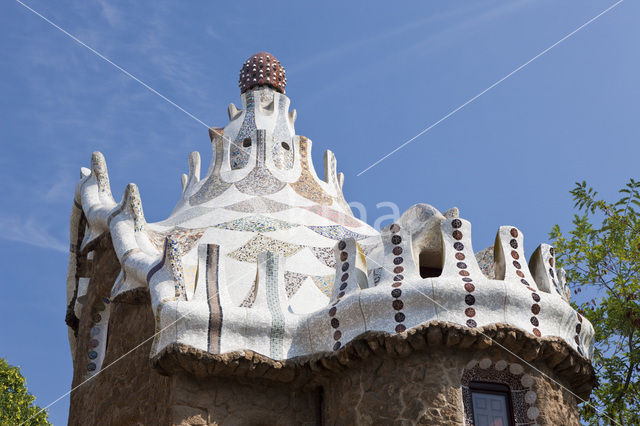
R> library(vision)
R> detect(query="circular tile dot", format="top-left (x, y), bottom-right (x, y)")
top-left (333, 342), bottom-right (341, 351)
top-left (340, 252), bottom-right (348, 261)
top-left (102, 297), bottom-right (110, 304)
top-left (465, 295), bottom-right (475, 305)
top-left (533, 328), bottom-right (541, 337)
top-left (510, 239), bottom-right (518, 249)
top-left (451, 219), bottom-right (462, 228)
top-left (479, 358), bottom-right (492, 369)
top-left (94, 302), bottom-right (106, 312)
top-left (392, 300), bottom-right (404, 310)
top-left (457, 262), bottom-right (467, 269)
top-left (391, 289), bottom-right (402, 298)
top-left (341, 262), bottom-right (349, 271)
top-left (511, 250), bottom-right (519, 260)
top-left (393, 274), bottom-right (404, 281)
top-left (549, 247), bottom-right (555, 256)
top-left (89, 339), bottom-right (99, 348)
top-left (465, 307), bottom-right (476, 317)
top-left (464, 283), bottom-right (475, 292)
top-left (513, 260), bottom-right (521, 269)
top-left (454, 242), bottom-right (464, 251)
top-left (509, 363), bottom-right (524, 375)
top-left (459, 270), bottom-right (470, 277)
top-left (495, 360), bottom-right (508, 371)
top-left (391, 235), bottom-right (402, 245)
top-left (87, 363), bottom-right (96, 372)
top-left (90, 327), bottom-right (100, 336)
top-left (577, 313), bottom-right (583, 322)
top-left (88, 351), bottom-right (98, 360)
top-left (392, 246), bottom-right (403, 255)
top-left (395, 324), bottom-right (406, 333)
top-left (455, 253), bottom-right (465, 261)
top-left (394, 312), bottom-right (406, 322)
top-left (462, 277), bottom-right (473, 282)
top-left (548, 268), bottom-right (555, 278)
top-left (328, 307), bottom-right (337, 317)
top-left (338, 291), bottom-right (345, 298)
top-left (577, 346), bottom-right (584, 356)
top-left (521, 279), bottom-right (529, 286)
top-left (341, 273), bottom-right (349, 282)
top-left (527, 286), bottom-right (536, 292)
top-left (527, 407), bottom-right (540, 420)
top-left (389, 224), bottom-right (401, 233)
top-left (391, 282), bottom-right (402, 288)
top-left (393, 257), bottom-right (403, 265)
top-left (516, 270), bottom-right (525, 278)
top-left (452, 230), bottom-right (463, 240)
top-left (331, 318), bottom-right (340, 328)
top-left (393, 266), bottom-right (404, 274)
top-left (466, 319), bottom-right (477, 327)
top-left (510, 228), bottom-right (519, 238)
top-left (339, 283), bottom-right (347, 291)
top-left (532, 293), bottom-right (540, 302)
top-left (525, 390), bottom-right (537, 404)
top-left (338, 240), bottom-right (346, 250)
top-left (466, 359), bottom-right (479, 369)
top-left (574, 336), bottom-right (580, 344)
top-left (530, 316), bottom-right (539, 327)
top-left (333, 330), bottom-right (342, 340)
top-left (576, 323), bottom-right (581, 334)
top-left (531, 304), bottom-right (540, 315)
top-left (549, 258), bottom-right (554, 267)
top-left (93, 314), bottom-right (102, 323)
top-left (521, 374), bottom-right (534, 387)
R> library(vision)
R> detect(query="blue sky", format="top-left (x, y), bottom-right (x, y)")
top-left (0, 1), bottom-right (637, 424)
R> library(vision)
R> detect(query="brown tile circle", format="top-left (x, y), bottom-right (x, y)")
top-left (511, 250), bottom-right (519, 260)
top-left (531, 304), bottom-right (541, 315)
top-left (392, 246), bottom-right (403, 255)
top-left (330, 318), bottom-right (340, 328)
top-left (395, 324), bottom-right (407, 333)
top-left (393, 257), bottom-right (404, 265)
top-left (333, 330), bottom-right (342, 340)
top-left (576, 323), bottom-right (581, 334)
top-left (452, 230), bottom-right (463, 240)
top-left (338, 291), bottom-right (345, 298)
top-left (577, 313), bottom-right (583, 323)
top-left (510, 239), bottom-right (518, 249)
top-left (530, 316), bottom-right (539, 327)
top-left (574, 336), bottom-right (580, 344)
top-left (455, 253), bottom-right (466, 261)
top-left (533, 328), bottom-right (542, 337)
top-left (459, 270), bottom-right (470, 277)
top-left (392, 300), bottom-right (404, 310)
top-left (341, 273), bottom-right (349, 282)
top-left (549, 258), bottom-right (554, 267)
top-left (451, 219), bottom-right (462, 228)
top-left (516, 270), bottom-right (525, 278)
top-left (333, 342), bottom-right (341, 351)
top-left (391, 235), bottom-right (402, 245)
top-left (340, 252), bottom-right (348, 261)
top-left (454, 242), bottom-right (464, 251)
top-left (393, 266), bottom-right (404, 274)
top-left (510, 228), bottom-right (519, 238)
top-left (394, 312), bottom-right (406, 322)
top-left (389, 224), bottom-right (401, 233)
top-left (391, 282), bottom-right (402, 288)
top-left (338, 240), bottom-right (346, 250)
top-left (329, 307), bottom-right (337, 317)
top-left (391, 288), bottom-right (402, 298)
top-left (465, 307), bottom-right (476, 317)
top-left (464, 283), bottom-right (475, 292)
top-left (89, 339), bottom-right (99, 348)
top-left (93, 314), bottom-right (102, 323)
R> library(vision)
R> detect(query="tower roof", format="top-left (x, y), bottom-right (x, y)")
top-left (238, 52), bottom-right (286, 94)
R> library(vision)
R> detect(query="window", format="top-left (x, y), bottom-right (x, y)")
top-left (469, 382), bottom-right (513, 426)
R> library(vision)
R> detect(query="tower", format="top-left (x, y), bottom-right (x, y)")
top-left (65, 52), bottom-right (595, 425)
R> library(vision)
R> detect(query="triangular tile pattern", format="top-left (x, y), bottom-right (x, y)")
top-left (227, 234), bottom-right (304, 263)
top-left (223, 197), bottom-right (292, 214)
top-left (306, 225), bottom-right (371, 241)
top-left (213, 215), bottom-right (298, 233)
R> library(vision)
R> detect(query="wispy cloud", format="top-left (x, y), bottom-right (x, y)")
top-left (0, 215), bottom-right (67, 253)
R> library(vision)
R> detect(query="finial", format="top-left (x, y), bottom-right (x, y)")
top-left (238, 52), bottom-right (286, 94)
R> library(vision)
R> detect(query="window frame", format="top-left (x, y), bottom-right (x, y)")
top-left (468, 381), bottom-right (515, 426)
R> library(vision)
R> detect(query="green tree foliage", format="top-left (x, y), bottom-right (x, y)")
top-left (0, 358), bottom-right (50, 426)
top-left (550, 179), bottom-right (640, 425)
